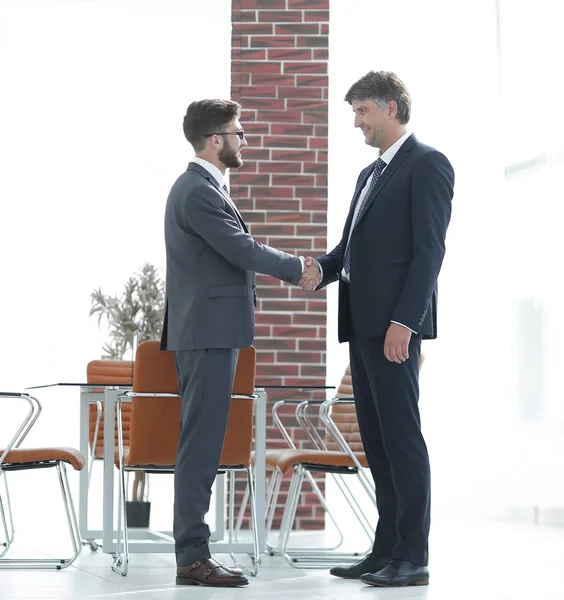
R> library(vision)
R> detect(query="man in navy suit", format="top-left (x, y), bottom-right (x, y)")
top-left (307, 71), bottom-right (454, 587)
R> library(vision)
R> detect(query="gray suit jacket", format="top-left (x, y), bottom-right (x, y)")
top-left (161, 162), bottom-right (302, 351)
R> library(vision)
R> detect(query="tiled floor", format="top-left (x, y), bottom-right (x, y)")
top-left (0, 517), bottom-right (561, 599)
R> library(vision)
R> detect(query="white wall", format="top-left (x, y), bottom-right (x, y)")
top-left (326, 0), bottom-right (564, 531)
top-left (326, 0), bottom-right (522, 525)
top-left (0, 0), bottom-right (230, 402)
top-left (0, 0), bottom-right (231, 534)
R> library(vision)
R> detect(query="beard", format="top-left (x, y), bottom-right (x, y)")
top-left (218, 143), bottom-right (243, 169)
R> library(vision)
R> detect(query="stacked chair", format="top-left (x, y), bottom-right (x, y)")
top-left (241, 354), bottom-right (424, 569)
top-left (265, 366), bottom-right (375, 568)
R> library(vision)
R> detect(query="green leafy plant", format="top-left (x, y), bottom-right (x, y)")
top-left (89, 262), bottom-right (164, 511)
top-left (90, 262), bottom-right (165, 359)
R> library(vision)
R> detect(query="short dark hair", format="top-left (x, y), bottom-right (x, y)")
top-left (344, 71), bottom-right (411, 125)
top-left (183, 99), bottom-right (241, 151)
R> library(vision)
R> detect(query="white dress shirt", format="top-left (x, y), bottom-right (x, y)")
top-left (191, 157), bottom-right (241, 215)
top-left (320, 131), bottom-right (415, 332)
top-left (341, 130), bottom-right (413, 282)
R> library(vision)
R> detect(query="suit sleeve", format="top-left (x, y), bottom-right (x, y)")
top-left (391, 151), bottom-right (454, 332)
top-left (315, 242), bottom-right (342, 289)
top-left (178, 184), bottom-right (302, 285)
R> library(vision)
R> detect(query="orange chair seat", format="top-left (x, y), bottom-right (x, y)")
top-left (0, 447), bottom-right (85, 471)
top-left (275, 449), bottom-right (368, 474)
top-left (113, 447), bottom-right (252, 471)
top-left (250, 448), bottom-right (297, 470)
top-left (260, 448), bottom-right (292, 470)
top-left (114, 447), bottom-right (175, 469)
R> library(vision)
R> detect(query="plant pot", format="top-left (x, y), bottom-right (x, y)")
top-left (126, 501), bottom-right (151, 528)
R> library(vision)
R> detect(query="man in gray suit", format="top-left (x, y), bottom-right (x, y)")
top-left (161, 99), bottom-right (319, 587)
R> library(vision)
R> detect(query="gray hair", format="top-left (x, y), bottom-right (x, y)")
top-left (344, 71), bottom-right (411, 125)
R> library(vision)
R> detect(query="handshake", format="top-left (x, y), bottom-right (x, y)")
top-left (298, 257), bottom-right (321, 291)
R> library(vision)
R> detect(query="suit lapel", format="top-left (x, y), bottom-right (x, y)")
top-left (355, 134), bottom-right (417, 225)
top-left (187, 163), bottom-right (249, 233)
top-left (214, 180), bottom-right (249, 233)
top-left (341, 165), bottom-right (373, 244)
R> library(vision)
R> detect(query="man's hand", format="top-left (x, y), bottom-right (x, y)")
top-left (384, 322), bottom-right (412, 363)
top-left (298, 256), bottom-right (321, 290)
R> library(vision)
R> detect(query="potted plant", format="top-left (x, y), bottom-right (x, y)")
top-left (90, 262), bottom-right (164, 528)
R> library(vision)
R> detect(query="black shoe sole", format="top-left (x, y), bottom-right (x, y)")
top-left (330, 564), bottom-right (389, 580)
top-left (361, 577), bottom-right (429, 587)
top-left (176, 576), bottom-right (249, 587)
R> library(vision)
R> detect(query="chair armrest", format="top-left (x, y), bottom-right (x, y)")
top-left (231, 394), bottom-right (259, 400)
top-left (119, 392), bottom-right (181, 399)
top-left (295, 401), bottom-right (329, 450)
top-left (0, 392), bottom-right (42, 466)
top-left (297, 397), bottom-right (355, 450)
top-left (319, 396), bottom-right (366, 473)
top-left (272, 399), bottom-right (326, 450)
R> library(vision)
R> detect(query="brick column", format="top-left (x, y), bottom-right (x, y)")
top-left (230, 0), bottom-right (329, 530)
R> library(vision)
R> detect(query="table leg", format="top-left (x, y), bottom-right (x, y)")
top-left (255, 390), bottom-right (267, 552)
top-left (102, 388), bottom-right (119, 553)
top-left (78, 390), bottom-right (92, 538)
top-left (211, 474), bottom-right (225, 542)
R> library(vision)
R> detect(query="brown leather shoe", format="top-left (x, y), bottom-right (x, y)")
top-left (176, 558), bottom-right (249, 587)
top-left (224, 565), bottom-right (243, 575)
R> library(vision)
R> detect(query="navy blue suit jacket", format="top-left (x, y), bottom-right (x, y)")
top-left (317, 134), bottom-right (454, 342)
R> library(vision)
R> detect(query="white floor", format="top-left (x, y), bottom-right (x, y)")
top-left (0, 517), bottom-right (561, 600)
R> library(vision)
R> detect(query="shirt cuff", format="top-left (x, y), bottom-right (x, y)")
top-left (316, 262), bottom-right (323, 285)
top-left (298, 256), bottom-right (305, 272)
top-left (391, 320), bottom-right (417, 334)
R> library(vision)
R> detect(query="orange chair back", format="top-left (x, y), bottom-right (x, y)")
top-left (87, 359), bottom-right (134, 458)
top-left (220, 347), bottom-right (256, 468)
top-left (87, 360), bottom-right (133, 386)
top-left (125, 341), bottom-right (180, 466)
top-left (125, 342), bottom-right (256, 469)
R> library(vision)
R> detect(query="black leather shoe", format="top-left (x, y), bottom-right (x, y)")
top-left (330, 554), bottom-right (390, 579)
top-left (360, 559), bottom-right (429, 587)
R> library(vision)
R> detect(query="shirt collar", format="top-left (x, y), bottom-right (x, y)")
top-left (379, 130), bottom-right (412, 166)
top-left (191, 156), bottom-right (226, 189)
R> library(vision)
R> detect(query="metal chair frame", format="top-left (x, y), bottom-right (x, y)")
top-left (275, 395), bottom-right (377, 568)
top-left (235, 398), bottom-right (346, 553)
top-left (0, 392), bottom-right (82, 570)
top-left (111, 391), bottom-right (260, 578)
top-left (236, 396), bottom-right (374, 565)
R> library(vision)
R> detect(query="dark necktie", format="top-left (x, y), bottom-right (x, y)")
top-left (343, 157), bottom-right (386, 277)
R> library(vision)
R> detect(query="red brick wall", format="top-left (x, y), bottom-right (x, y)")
top-left (230, 0), bottom-right (329, 531)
